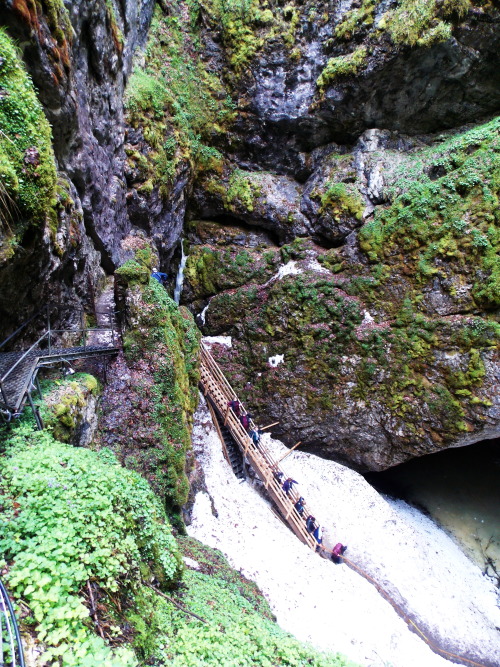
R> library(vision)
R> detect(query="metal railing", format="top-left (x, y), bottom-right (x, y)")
top-left (0, 305), bottom-right (119, 415)
top-left (0, 579), bottom-right (25, 667)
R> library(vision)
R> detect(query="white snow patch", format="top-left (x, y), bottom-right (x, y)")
top-left (183, 557), bottom-right (201, 570)
top-left (362, 309), bottom-right (374, 324)
top-left (277, 260), bottom-right (301, 279)
top-left (203, 336), bottom-right (232, 348)
top-left (188, 395), bottom-right (500, 667)
top-left (268, 354), bottom-right (284, 367)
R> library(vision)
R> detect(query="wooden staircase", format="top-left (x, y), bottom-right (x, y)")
top-left (199, 343), bottom-right (319, 552)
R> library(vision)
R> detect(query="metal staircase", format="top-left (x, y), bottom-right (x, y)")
top-left (0, 306), bottom-right (119, 427)
top-left (200, 342), bottom-right (319, 552)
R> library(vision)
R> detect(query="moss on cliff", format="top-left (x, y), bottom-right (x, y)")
top-left (317, 47), bottom-right (368, 89)
top-left (124, 3), bottom-right (234, 195)
top-left (359, 116), bottom-right (500, 310)
top-left (39, 372), bottom-right (100, 443)
top-left (110, 243), bottom-right (201, 516)
top-left (0, 28), bottom-right (57, 263)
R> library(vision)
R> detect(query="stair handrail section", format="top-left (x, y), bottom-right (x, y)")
top-left (0, 578), bottom-right (25, 667)
top-left (0, 307), bottom-right (119, 411)
top-left (200, 343), bottom-right (318, 551)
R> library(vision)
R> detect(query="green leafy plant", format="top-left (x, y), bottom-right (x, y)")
top-left (0, 424), bottom-right (182, 665)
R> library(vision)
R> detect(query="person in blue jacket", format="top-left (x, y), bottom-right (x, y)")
top-left (151, 268), bottom-right (168, 286)
top-left (282, 477), bottom-right (298, 495)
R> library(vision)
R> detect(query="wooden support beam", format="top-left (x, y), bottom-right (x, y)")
top-left (260, 421), bottom-right (279, 431)
top-left (276, 441), bottom-right (302, 464)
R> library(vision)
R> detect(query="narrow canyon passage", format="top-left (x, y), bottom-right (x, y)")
top-left (365, 438), bottom-right (500, 584)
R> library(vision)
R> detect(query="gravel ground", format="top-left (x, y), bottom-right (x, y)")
top-left (187, 395), bottom-right (500, 667)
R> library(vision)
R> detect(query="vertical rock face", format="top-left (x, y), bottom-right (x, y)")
top-left (97, 237), bottom-right (201, 513)
top-left (0, 0), bottom-right (155, 337)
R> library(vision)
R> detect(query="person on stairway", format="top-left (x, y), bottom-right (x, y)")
top-left (294, 496), bottom-right (305, 516)
top-left (331, 543), bottom-right (348, 564)
top-left (282, 477), bottom-right (298, 495)
top-left (313, 524), bottom-right (323, 551)
top-left (305, 515), bottom-right (316, 534)
top-left (239, 413), bottom-right (252, 429)
top-left (249, 428), bottom-right (263, 448)
top-left (228, 399), bottom-right (241, 417)
top-left (273, 470), bottom-right (284, 484)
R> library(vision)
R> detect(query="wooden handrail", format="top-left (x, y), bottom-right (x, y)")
top-left (200, 343), bottom-right (318, 551)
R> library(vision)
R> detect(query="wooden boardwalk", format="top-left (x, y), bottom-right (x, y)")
top-left (200, 343), bottom-right (319, 552)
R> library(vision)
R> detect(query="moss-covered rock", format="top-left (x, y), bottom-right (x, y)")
top-left (100, 240), bottom-right (201, 517)
top-left (40, 373), bottom-right (101, 445)
top-left (0, 28), bottom-right (58, 265)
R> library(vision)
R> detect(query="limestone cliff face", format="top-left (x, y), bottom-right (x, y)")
top-left (1, 0), bottom-right (499, 469)
top-left (183, 120), bottom-right (500, 470)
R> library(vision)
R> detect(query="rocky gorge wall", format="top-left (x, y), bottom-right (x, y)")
top-left (0, 0), bottom-right (499, 471)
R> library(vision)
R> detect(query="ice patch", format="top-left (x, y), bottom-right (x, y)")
top-left (203, 336), bottom-right (232, 348)
top-left (268, 354), bottom-right (284, 367)
top-left (199, 300), bottom-right (211, 326)
top-left (277, 260), bottom-right (301, 279)
top-left (304, 258), bottom-right (330, 274)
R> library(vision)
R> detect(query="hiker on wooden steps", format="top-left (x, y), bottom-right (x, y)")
top-left (294, 496), bottom-right (305, 516)
top-left (239, 413), bottom-right (252, 430)
top-left (249, 428), bottom-right (263, 448)
top-left (228, 399), bottom-right (241, 417)
top-left (331, 543), bottom-right (348, 564)
top-left (282, 477), bottom-right (297, 495)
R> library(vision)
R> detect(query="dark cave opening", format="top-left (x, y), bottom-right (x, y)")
top-left (364, 438), bottom-right (500, 582)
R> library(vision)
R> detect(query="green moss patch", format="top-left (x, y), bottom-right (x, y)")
top-left (359, 116), bottom-right (500, 309)
top-left (0, 28), bottom-right (57, 261)
top-left (317, 46), bottom-right (368, 89)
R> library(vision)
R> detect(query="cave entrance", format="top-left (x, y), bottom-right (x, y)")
top-left (364, 438), bottom-right (500, 585)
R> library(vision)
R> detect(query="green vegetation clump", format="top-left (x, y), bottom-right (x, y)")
top-left (359, 116), bottom-right (500, 309)
top-left (203, 0), bottom-right (265, 72)
top-left (0, 28), bottom-right (58, 260)
top-left (335, 0), bottom-right (375, 40)
top-left (382, 0), bottom-right (470, 46)
top-left (319, 182), bottom-right (364, 221)
top-left (0, 423), bottom-right (182, 666)
top-left (317, 47), bottom-right (368, 89)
